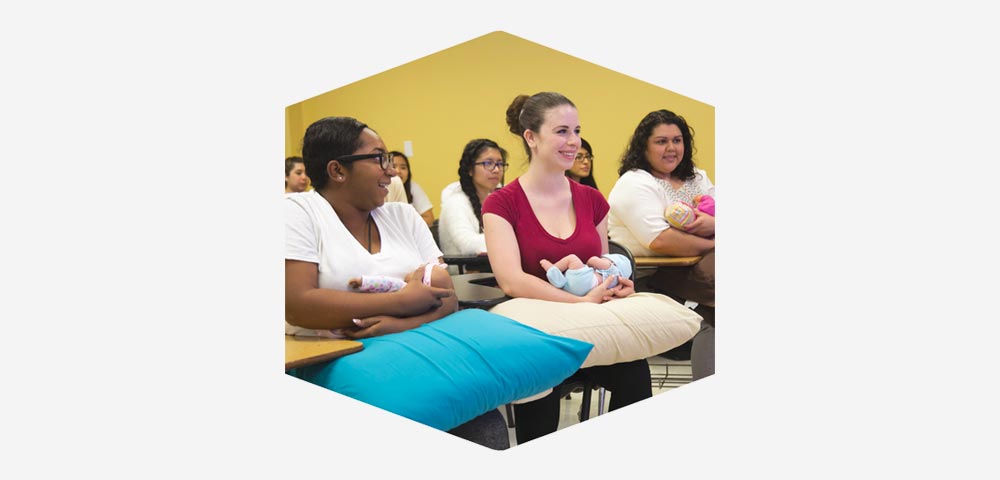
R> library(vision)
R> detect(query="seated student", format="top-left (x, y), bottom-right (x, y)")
top-left (540, 253), bottom-right (632, 297)
top-left (565, 137), bottom-right (598, 189)
top-left (285, 156), bottom-right (310, 194)
top-left (390, 151), bottom-right (435, 227)
top-left (483, 92), bottom-right (652, 444)
top-left (437, 138), bottom-right (506, 256)
top-left (285, 116), bottom-right (456, 340)
top-left (607, 109), bottom-right (716, 380)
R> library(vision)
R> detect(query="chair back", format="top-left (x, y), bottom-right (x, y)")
top-left (607, 240), bottom-right (636, 281)
top-left (430, 219), bottom-right (441, 248)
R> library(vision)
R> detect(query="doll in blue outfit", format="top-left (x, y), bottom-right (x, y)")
top-left (540, 253), bottom-right (633, 297)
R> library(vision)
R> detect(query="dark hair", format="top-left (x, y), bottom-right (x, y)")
top-left (388, 151), bottom-right (413, 203)
top-left (301, 117), bottom-right (369, 191)
top-left (618, 109), bottom-right (696, 180)
top-left (505, 92), bottom-right (576, 159)
top-left (285, 156), bottom-right (304, 188)
top-left (458, 138), bottom-right (507, 232)
top-left (566, 138), bottom-right (598, 189)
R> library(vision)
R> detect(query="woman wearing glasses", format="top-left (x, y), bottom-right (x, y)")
top-left (565, 137), bottom-right (598, 189)
top-left (482, 92), bottom-right (651, 444)
top-left (437, 138), bottom-right (507, 256)
top-left (285, 116), bottom-right (457, 340)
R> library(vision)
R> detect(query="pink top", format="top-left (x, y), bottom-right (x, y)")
top-left (482, 178), bottom-right (609, 280)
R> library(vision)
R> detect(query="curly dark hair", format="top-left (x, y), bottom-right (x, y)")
top-left (567, 138), bottom-right (598, 189)
top-left (505, 92), bottom-right (575, 160)
top-left (458, 138), bottom-right (507, 232)
top-left (388, 151), bottom-right (413, 203)
top-left (618, 109), bottom-right (697, 181)
top-left (301, 117), bottom-right (369, 191)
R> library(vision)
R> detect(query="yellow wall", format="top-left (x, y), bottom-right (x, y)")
top-left (286, 31), bottom-right (714, 216)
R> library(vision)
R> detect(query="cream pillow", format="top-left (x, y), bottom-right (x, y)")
top-left (489, 292), bottom-right (702, 368)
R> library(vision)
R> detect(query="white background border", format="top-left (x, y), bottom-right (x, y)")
top-left (4, 1), bottom-right (998, 478)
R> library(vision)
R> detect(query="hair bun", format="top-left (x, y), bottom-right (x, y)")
top-left (505, 94), bottom-right (529, 136)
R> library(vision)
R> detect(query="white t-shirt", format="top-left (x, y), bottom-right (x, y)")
top-left (409, 181), bottom-right (433, 215)
top-left (386, 175), bottom-right (407, 203)
top-left (285, 191), bottom-right (443, 336)
top-left (608, 168), bottom-right (714, 257)
top-left (438, 181), bottom-right (486, 255)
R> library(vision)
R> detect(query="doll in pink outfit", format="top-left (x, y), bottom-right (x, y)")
top-left (348, 263), bottom-right (447, 292)
top-left (665, 194), bottom-right (715, 230)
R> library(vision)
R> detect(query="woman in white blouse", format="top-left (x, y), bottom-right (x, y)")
top-left (607, 109), bottom-right (715, 380)
top-left (438, 138), bottom-right (507, 255)
top-left (389, 151), bottom-right (435, 227)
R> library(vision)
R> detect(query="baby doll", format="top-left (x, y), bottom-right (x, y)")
top-left (347, 263), bottom-right (447, 292)
top-left (540, 253), bottom-right (633, 297)
top-left (664, 194), bottom-right (715, 229)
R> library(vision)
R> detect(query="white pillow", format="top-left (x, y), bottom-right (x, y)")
top-left (489, 292), bottom-right (702, 368)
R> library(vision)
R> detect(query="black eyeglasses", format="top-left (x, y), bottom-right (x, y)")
top-left (333, 151), bottom-right (393, 170)
top-left (574, 153), bottom-right (593, 163)
top-left (475, 160), bottom-right (508, 171)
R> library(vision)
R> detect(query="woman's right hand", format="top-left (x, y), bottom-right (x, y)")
top-left (393, 268), bottom-right (454, 315)
top-left (582, 275), bottom-right (619, 304)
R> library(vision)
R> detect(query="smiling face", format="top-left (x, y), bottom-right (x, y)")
top-left (343, 128), bottom-right (397, 209)
top-left (469, 147), bottom-right (504, 195)
top-left (392, 154), bottom-right (410, 183)
top-left (645, 123), bottom-right (685, 180)
top-left (528, 104), bottom-right (580, 170)
top-left (285, 161), bottom-right (309, 192)
top-left (568, 146), bottom-right (591, 180)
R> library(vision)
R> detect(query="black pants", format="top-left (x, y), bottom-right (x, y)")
top-left (513, 358), bottom-right (652, 444)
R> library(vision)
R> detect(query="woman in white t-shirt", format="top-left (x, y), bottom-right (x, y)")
top-left (285, 117), bottom-right (456, 339)
top-left (389, 151), bottom-right (435, 227)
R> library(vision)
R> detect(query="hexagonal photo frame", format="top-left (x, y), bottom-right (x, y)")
top-left (284, 31), bottom-right (715, 450)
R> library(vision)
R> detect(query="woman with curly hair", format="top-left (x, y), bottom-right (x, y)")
top-left (608, 109), bottom-right (716, 380)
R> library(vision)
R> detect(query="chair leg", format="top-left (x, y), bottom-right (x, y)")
top-left (579, 381), bottom-right (593, 421)
top-left (504, 403), bottom-right (515, 428)
top-left (597, 387), bottom-right (606, 416)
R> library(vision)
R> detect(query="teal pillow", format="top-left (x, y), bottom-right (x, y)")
top-left (289, 309), bottom-right (593, 431)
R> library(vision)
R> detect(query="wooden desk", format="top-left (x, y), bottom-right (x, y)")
top-left (634, 255), bottom-right (703, 268)
top-left (285, 335), bottom-right (363, 370)
top-left (453, 272), bottom-right (508, 309)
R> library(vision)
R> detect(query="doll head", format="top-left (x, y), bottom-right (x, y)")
top-left (665, 201), bottom-right (697, 229)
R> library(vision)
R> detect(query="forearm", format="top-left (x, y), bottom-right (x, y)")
top-left (285, 288), bottom-right (418, 330)
top-left (648, 227), bottom-right (715, 257)
top-left (496, 271), bottom-right (594, 303)
top-left (420, 209), bottom-right (435, 227)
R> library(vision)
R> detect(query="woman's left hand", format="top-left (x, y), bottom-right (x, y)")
top-left (344, 315), bottom-right (415, 339)
top-left (684, 212), bottom-right (715, 238)
top-left (602, 276), bottom-right (635, 302)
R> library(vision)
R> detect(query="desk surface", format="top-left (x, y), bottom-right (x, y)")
top-left (453, 272), bottom-right (508, 309)
top-left (285, 335), bottom-right (363, 370)
top-left (634, 255), bottom-right (703, 267)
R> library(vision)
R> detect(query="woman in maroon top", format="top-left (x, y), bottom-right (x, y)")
top-left (482, 92), bottom-right (652, 444)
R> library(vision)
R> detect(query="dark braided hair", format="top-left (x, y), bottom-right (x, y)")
top-left (505, 92), bottom-right (576, 160)
top-left (618, 109), bottom-right (697, 180)
top-left (457, 138), bottom-right (507, 232)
